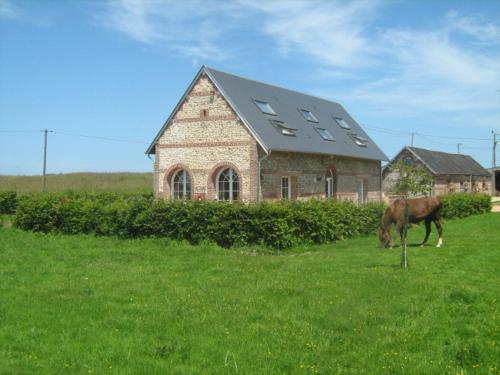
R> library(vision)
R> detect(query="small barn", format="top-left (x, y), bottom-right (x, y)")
top-left (146, 66), bottom-right (388, 203)
top-left (383, 146), bottom-right (491, 196)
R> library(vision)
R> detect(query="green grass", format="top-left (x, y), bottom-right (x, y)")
top-left (0, 215), bottom-right (499, 374)
top-left (0, 172), bottom-right (153, 193)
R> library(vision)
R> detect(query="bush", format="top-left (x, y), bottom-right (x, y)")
top-left (440, 193), bottom-right (491, 219)
top-left (0, 191), bottom-right (18, 214)
top-left (13, 193), bottom-right (386, 249)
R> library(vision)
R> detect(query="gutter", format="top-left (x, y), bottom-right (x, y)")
top-left (257, 150), bottom-right (271, 202)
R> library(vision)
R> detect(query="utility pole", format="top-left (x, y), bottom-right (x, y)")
top-left (493, 130), bottom-right (498, 195)
top-left (41, 129), bottom-right (52, 192)
top-left (457, 143), bottom-right (462, 154)
top-left (411, 132), bottom-right (415, 147)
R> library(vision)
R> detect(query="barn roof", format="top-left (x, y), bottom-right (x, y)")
top-left (405, 146), bottom-right (490, 176)
top-left (146, 66), bottom-right (388, 161)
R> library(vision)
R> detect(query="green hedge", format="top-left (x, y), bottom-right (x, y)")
top-left (12, 192), bottom-right (491, 249)
top-left (13, 193), bottom-right (384, 249)
top-left (0, 191), bottom-right (18, 214)
top-left (440, 193), bottom-right (491, 219)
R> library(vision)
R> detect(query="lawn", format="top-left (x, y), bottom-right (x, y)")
top-left (0, 172), bottom-right (153, 194)
top-left (0, 214), bottom-right (499, 374)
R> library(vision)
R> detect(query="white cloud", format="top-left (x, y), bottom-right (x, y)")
top-left (102, 0), bottom-right (235, 62)
top-left (0, 0), bottom-right (17, 18)
top-left (240, 0), bottom-right (379, 68)
top-left (100, 1), bottom-right (500, 119)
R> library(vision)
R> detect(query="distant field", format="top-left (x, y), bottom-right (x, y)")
top-left (0, 172), bottom-right (153, 193)
top-left (0, 214), bottom-right (498, 374)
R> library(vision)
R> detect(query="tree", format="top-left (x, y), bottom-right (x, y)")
top-left (390, 161), bottom-right (433, 199)
top-left (389, 161), bottom-right (433, 268)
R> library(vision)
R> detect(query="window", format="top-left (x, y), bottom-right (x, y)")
top-left (299, 109), bottom-right (318, 123)
top-left (349, 133), bottom-right (368, 147)
top-left (217, 168), bottom-right (239, 201)
top-left (315, 127), bottom-right (335, 141)
top-left (270, 120), bottom-right (297, 137)
top-left (172, 169), bottom-right (191, 199)
top-left (403, 156), bottom-right (413, 166)
top-left (357, 179), bottom-right (366, 205)
top-left (334, 117), bottom-right (351, 129)
top-left (254, 99), bottom-right (276, 115)
top-left (281, 177), bottom-right (291, 199)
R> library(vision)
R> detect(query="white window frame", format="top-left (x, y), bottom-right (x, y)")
top-left (216, 168), bottom-right (239, 202)
top-left (281, 176), bottom-right (291, 200)
top-left (357, 178), bottom-right (365, 205)
top-left (171, 169), bottom-right (191, 200)
top-left (326, 177), bottom-right (334, 199)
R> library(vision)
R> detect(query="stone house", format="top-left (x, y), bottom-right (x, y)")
top-left (146, 66), bottom-right (388, 203)
top-left (382, 146), bottom-right (491, 196)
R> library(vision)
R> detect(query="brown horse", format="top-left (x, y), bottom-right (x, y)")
top-left (379, 197), bottom-right (443, 248)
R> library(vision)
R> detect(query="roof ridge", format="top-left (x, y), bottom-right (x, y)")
top-left (203, 66), bottom-right (343, 107)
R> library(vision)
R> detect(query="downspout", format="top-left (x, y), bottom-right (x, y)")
top-left (147, 153), bottom-right (156, 197)
top-left (470, 175), bottom-right (472, 194)
top-left (258, 150), bottom-right (271, 202)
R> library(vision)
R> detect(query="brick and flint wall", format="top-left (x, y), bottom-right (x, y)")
top-left (154, 74), bottom-right (382, 203)
top-left (155, 75), bottom-right (259, 202)
top-left (382, 148), bottom-right (491, 197)
top-left (260, 151), bottom-right (382, 203)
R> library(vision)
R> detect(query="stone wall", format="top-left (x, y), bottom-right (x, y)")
top-left (382, 148), bottom-right (491, 197)
top-left (155, 75), bottom-right (259, 202)
top-left (153, 73), bottom-right (382, 203)
top-left (260, 151), bottom-right (382, 203)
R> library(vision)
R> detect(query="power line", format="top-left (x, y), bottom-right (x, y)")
top-left (51, 130), bottom-right (149, 145)
top-left (0, 129), bottom-right (41, 133)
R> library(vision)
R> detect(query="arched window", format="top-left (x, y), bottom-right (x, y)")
top-left (325, 168), bottom-right (337, 199)
top-left (172, 169), bottom-right (191, 199)
top-left (217, 168), bottom-right (239, 201)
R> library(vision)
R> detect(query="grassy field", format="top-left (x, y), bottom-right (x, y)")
top-left (0, 172), bottom-right (153, 193)
top-left (0, 214), bottom-right (499, 374)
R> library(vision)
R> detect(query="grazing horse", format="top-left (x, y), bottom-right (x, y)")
top-left (379, 197), bottom-right (443, 248)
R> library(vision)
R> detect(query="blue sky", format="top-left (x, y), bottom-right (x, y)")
top-left (1, 0), bottom-right (499, 175)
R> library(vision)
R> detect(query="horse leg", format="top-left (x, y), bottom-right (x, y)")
top-left (434, 218), bottom-right (443, 248)
top-left (421, 219), bottom-right (431, 246)
top-left (397, 221), bottom-right (405, 248)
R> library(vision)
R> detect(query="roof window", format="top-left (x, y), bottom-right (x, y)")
top-left (334, 117), bottom-right (350, 129)
top-left (299, 109), bottom-right (319, 123)
top-left (270, 120), bottom-right (296, 137)
top-left (254, 99), bottom-right (276, 115)
top-left (349, 133), bottom-right (368, 147)
top-left (315, 127), bottom-right (335, 142)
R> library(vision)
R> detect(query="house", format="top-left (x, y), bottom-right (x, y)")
top-left (382, 146), bottom-right (491, 196)
top-left (146, 66), bottom-right (388, 203)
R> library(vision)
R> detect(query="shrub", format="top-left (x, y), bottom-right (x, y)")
top-left (0, 191), bottom-right (17, 214)
top-left (440, 193), bottom-right (491, 219)
top-left (13, 191), bottom-right (492, 249)
top-left (13, 193), bottom-right (386, 249)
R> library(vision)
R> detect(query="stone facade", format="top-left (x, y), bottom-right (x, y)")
top-left (260, 151), bottom-right (381, 203)
top-left (382, 148), bottom-right (491, 198)
top-left (153, 74), bottom-right (382, 203)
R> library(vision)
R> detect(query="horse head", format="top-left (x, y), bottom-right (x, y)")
top-left (379, 226), bottom-right (391, 248)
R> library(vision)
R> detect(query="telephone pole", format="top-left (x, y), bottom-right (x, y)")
top-left (457, 143), bottom-right (462, 154)
top-left (41, 129), bottom-right (52, 191)
top-left (411, 132), bottom-right (415, 147)
top-left (493, 130), bottom-right (499, 195)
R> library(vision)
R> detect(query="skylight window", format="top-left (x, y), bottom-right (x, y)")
top-left (349, 133), bottom-right (368, 147)
top-left (315, 127), bottom-right (335, 142)
top-left (334, 117), bottom-right (350, 129)
top-left (254, 99), bottom-right (276, 115)
top-left (270, 120), bottom-right (296, 137)
top-left (299, 109), bottom-right (318, 123)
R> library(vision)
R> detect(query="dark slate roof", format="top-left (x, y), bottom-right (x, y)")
top-left (147, 66), bottom-right (388, 161)
top-left (407, 146), bottom-right (490, 176)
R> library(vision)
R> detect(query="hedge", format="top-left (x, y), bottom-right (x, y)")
top-left (440, 193), bottom-right (491, 219)
top-left (12, 192), bottom-right (491, 249)
top-left (13, 193), bottom-right (384, 249)
top-left (0, 191), bottom-right (17, 214)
